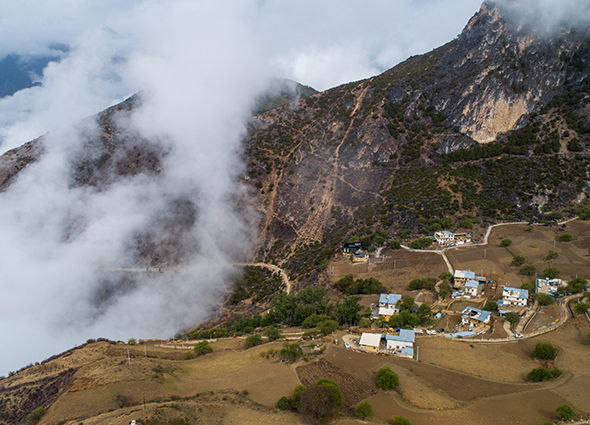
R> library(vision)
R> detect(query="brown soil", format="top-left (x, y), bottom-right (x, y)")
top-left (296, 358), bottom-right (376, 406)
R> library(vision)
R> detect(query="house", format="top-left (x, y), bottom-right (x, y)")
top-left (384, 329), bottom-right (415, 352)
top-left (343, 242), bottom-right (362, 254)
top-left (535, 278), bottom-right (564, 296)
top-left (500, 286), bottom-right (529, 306)
top-left (343, 242), bottom-right (369, 263)
top-left (379, 293), bottom-right (402, 311)
top-left (454, 270), bottom-right (476, 288)
top-left (461, 307), bottom-right (491, 327)
top-left (434, 230), bottom-right (454, 245)
top-left (377, 307), bottom-right (396, 320)
top-left (359, 333), bottom-right (381, 352)
top-left (454, 233), bottom-right (472, 245)
top-left (464, 280), bottom-right (484, 297)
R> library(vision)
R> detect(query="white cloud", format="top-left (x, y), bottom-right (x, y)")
top-left (0, 0), bottom-right (488, 375)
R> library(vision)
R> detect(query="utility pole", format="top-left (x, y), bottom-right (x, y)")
top-left (484, 249), bottom-right (486, 259)
top-left (144, 344), bottom-right (147, 358)
top-left (127, 349), bottom-right (131, 365)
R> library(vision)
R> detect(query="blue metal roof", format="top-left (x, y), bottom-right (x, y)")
top-left (379, 293), bottom-right (402, 305)
top-left (454, 270), bottom-right (475, 279)
top-left (400, 346), bottom-right (414, 356)
top-left (504, 286), bottom-right (528, 299)
top-left (383, 329), bottom-right (415, 343)
top-left (465, 280), bottom-right (479, 289)
top-left (461, 307), bottom-right (491, 323)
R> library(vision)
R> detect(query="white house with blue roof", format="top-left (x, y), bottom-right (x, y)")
top-left (454, 270), bottom-right (476, 288)
top-left (500, 286), bottom-right (529, 306)
top-left (464, 280), bottom-right (484, 297)
top-left (434, 230), bottom-right (454, 245)
top-left (461, 307), bottom-right (491, 327)
top-left (379, 293), bottom-right (402, 311)
top-left (384, 329), bottom-right (415, 355)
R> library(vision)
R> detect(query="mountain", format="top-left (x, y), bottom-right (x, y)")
top-left (0, 1), bottom-right (589, 277)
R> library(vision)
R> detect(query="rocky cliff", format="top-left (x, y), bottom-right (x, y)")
top-left (0, 1), bottom-right (589, 281)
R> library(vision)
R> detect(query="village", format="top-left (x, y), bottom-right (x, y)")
top-left (337, 224), bottom-right (589, 361)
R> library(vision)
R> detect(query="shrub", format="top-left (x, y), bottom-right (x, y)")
top-left (527, 367), bottom-right (561, 381)
top-left (194, 340), bottom-right (213, 356)
top-left (504, 312), bottom-right (519, 324)
top-left (543, 267), bottom-right (560, 279)
top-left (355, 401), bottom-right (374, 419)
top-left (391, 240), bottom-right (401, 249)
top-left (264, 325), bottom-right (283, 341)
top-left (500, 239), bottom-right (512, 247)
top-left (559, 233), bottom-right (573, 242)
top-left (568, 277), bottom-right (588, 293)
top-left (556, 405), bottom-right (576, 420)
top-left (280, 342), bottom-right (304, 361)
top-left (462, 218), bottom-right (473, 229)
top-left (277, 396), bottom-right (291, 410)
top-left (243, 326), bottom-right (254, 334)
top-left (128, 338), bottom-right (137, 345)
top-left (520, 265), bottom-right (536, 276)
top-left (511, 255), bottom-right (526, 266)
top-left (576, 302), bottom-right (590, 314)
top-left (299, 385), bottom-right (340, 423)
top-left (392, 416), bottom-right (412, 425)
top-left (26, 407), bottom-right (46, 425)
top-left (244, 334), bottom-right (263, 348)
top-left (520, 282), bottom-right (534, 292)
top-left (483, 301), bottom-right (498, 311)
top-left (376, 366), bottom-right (399, 390)
top-left (545, 251), bottom-right (559, 260)
top-left (533, 343), bottom-right (557, 360)
top-left (408, 277), bottom-right (437, 291)
top-left (290, 385), bottom-right (306, 410)
top-left (536, 293), bottom-right (555, 305)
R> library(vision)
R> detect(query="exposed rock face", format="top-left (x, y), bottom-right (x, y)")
top-left (0, 1), bottom-right (588, 277)
top-left (430, 0), bottom-right (586, 143)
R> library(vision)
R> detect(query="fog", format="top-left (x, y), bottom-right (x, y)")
top-left (0, 0), bottom-right (489, 375)
top-left (494, 0), bottom-right (590, 33)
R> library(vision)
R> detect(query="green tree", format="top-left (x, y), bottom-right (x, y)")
top-left (264, 325), bottom-right (283, 341)
top-left (545, 251), bottom-right (559, 260)
top-left (559, 233), bottom-right (573, 242)
top-left (128, 338), bottom-right (137, 345)
top-left (317, 320), bottom-right (339, 335)
top-left (391, 240), bottom-right (401, 249)
top-left (520, 265), bottom-right (537, 276)
top-left (280, 342), bottom-right (304, 362)
top-left (511, 255), bottom-right (526, 266)
top-left (417, 303), bottom-right (432, 317)
top-left (401, 229), bottom-right (412, 239)
top-left (315, 378), bottom-right (343, 406)
top-left (244, 334), bottom-right (263, 348)
top-left (335, 295), bottom-right (362, 325)
top-left (520, 282), bottom-right (534, 293)
top-left (26, 407), bottom-right (46, 425)
top-left (556, 405), bottom-right (576, 420)
top-left (194, 340), bottom-right (213, 356)
top-left (576, 302), bottom-right (590, 314)
top-left (543, 267), bottom-right (560, 279)
top-left (299, 385), bottom-right (339, 423)
top-left (500, 239), bottom-right (512, 247)
top-left (290, 385), bottom-right (306, 410)
top-left (533, 343), bottom-right (557, 360)
top-left (483, 301), bottom-right (498, 311)
top-left (355, 401), bottom-right (374, 420)
top-left (568, 277), bottom-right (588, 293)
top-left (439, 271), bottom-right (453, 282)
top-left (462, 218), bottom-right (473, 229)
top-left (392, 416), bottom-right (412, 425)
top-left (376, 366), bottom-right (399, 390)
top-left (277, 396), bottom-right (291, 410)
top-left (504, 312), bottom-right (519, 324)
top-left (536, 293), bottom-right (555, 306)
top-left (389, 310), bottom-right (420, 328)
top-left (410, 240), bottom-right (422, 249)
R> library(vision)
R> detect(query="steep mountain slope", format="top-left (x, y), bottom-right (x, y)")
top-left (0, 1), bottom-right (589, 280)
top-left (244, 0), bottom-right (590, 281)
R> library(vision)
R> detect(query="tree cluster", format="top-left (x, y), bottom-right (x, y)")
top-left (336, 275), bottom-right (386, 295)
